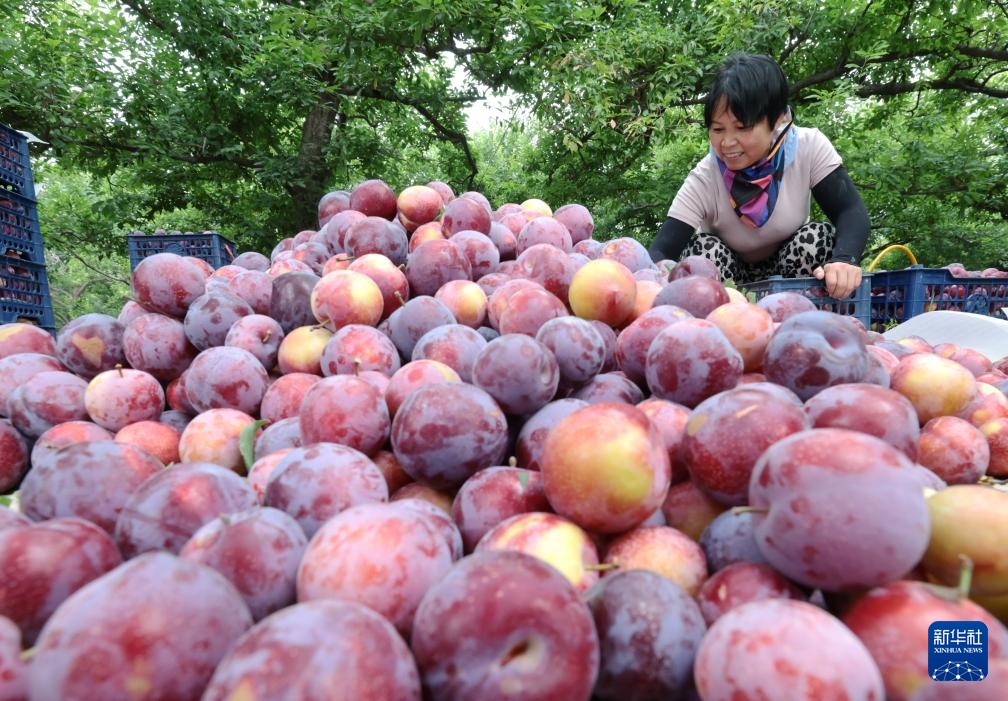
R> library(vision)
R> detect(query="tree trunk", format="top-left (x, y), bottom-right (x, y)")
top-left (289, 95), bottom-right (339, 232)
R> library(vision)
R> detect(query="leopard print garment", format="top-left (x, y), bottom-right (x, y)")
top-left (680, 222), bottom-right (836, 285)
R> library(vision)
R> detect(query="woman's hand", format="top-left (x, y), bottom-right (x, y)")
top-left (812, 261), bottom-right (863, 299)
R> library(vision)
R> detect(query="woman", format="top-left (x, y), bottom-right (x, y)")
top-left (648, 53), bottom-right (869, 299)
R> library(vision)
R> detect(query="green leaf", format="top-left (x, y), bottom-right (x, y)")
top-left (239, 419), bottom-right (270, 473)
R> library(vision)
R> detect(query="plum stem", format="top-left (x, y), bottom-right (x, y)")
top-left (394, 290), bottom-right (407, 305)
top-left (958, 554), bottom-right (974, 599)
top-left (585, 562), bottom-right (620, 572)
top-left (500, 638), bottom-right (533, 666)
top-left (508, 456), bottom-right (517, 468)
top-left (730, 506), bottom-right (769, 515)
top-left (978, 475), bottom-right (1008, 489)
top-left (354, 358), bottom-right (362, 376)
top-left (115, 363), bottom-right (124, 378)
top-left (20, 647), bottom-right (34, 662)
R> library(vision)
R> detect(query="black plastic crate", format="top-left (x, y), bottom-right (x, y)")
top-left (0, 124), bottom-right (35, 199)
top-left (742, 274), bottom-right (873, 327)
top-left (0, 188), bottom-right (45, 263)
top-left (870, 265), bottom-right (1008, 331)
top-left (0, 255), bottom-right (55, 331)
top-left (127, 232), bottom-right (237, 271)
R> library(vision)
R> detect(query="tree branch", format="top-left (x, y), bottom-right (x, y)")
top-left (415, 36), bottom-right (496, 58)
top-left (779, 24), bottom-right (811, 65)
top-left (331, 85), bottom-right (479, 186)
top-left (972, 200), bottom-right (1008, 218)
top-left (956, 45), bottom-right (1008, 61)
top-left (618, 201), bottom-right (665, 214)
top-left (119, 0), bottom-right (177, 42)
top-left (858, 182), bottom-right (1007, 220)
top-left (791, 42), bottom-right (1008, 97)
top-left (50, 243), bottom-right (132, 288)
top-left (790, 48), bottom-right (937, 93)
top-left (856, 78), bottom-right (1008, 99)
top-left (894, 0), bottom-right (914, 36)
top-left (120, 0), bottom-right (210, 63)
top-left (74, 138), bottom-right (257, 169)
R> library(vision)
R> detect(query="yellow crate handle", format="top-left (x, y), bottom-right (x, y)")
top-left (867, 244), bottom-right (917, 272)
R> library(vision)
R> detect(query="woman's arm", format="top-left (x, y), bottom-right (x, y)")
top-left (811, 166), bottom-right (870, 263)
top-left (811, 166), bottom-right (870, 298)
top-left (648, 217), bottom-right (695, 263)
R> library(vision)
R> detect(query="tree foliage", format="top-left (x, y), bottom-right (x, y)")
top-left (29, 163), bottom-right (133, 321)
top-left (0, 0), bottom-right (1005, 275)
top-left (503, 0), bottom-right (1008, 265)
top-left (2, 0), bottom-right (586, 249)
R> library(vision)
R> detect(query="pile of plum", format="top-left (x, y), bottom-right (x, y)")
top-left (2, 178), bottom-right (1008, 700)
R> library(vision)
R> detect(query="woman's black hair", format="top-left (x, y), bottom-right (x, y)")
top-left (703, 53), bottom-right (790, 129)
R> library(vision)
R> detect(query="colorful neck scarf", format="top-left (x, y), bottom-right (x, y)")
top-left (713, 116), bottom-right (797, 229)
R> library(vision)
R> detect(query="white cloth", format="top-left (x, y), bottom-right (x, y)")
top-left (883, 311), bottom-right (1008, 361)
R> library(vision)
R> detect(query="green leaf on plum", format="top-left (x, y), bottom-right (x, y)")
top-left (517, 470), bottom-right (529, 489)
top-left (239, 419), bottom-right (270, 473)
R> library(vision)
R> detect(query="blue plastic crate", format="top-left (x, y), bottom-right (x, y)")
top-left (742, 274), bottom-right (873, 327)
top-left (0, 255), bottom-right (55, 332)
top-left (127, 232), bottom-right (237, 271)
top-left (0, 124), bottom-right (35, 199)
top-left (0, 188), bottom-right (45, 264)
top-left (870, 265), bottom-right (1008, 331)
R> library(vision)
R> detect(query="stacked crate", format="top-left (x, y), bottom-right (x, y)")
top-left (127, 231), bottom-right (237, 271)
top-left (742, 275), bottom-right (874, 327)
top-left (869, 265), bottom-right (1008, 331)
top-left (0, 122), bottom-right (55, 333)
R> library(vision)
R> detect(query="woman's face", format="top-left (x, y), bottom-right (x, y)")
top-left (708, 100), bottom-right (783, 170)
